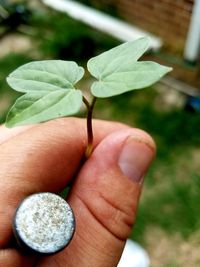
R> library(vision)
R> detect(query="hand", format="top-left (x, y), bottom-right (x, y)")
top-left (0, 118), bottom-right (155, 267)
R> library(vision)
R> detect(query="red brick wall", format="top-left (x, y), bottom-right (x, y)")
top-left (89, 0), bottom-right (194, 53)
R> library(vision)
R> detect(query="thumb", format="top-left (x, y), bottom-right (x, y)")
top-left (41, 128), bottom-right (155, 267)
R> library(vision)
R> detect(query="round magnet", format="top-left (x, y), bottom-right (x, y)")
top-left (13, 192), bottom-right (75, 254)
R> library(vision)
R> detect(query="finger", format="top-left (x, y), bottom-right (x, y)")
top-left (0, 125), bottom-right (34, 145)
top-left (0, 118), bottom-right (127, 247)
top-left (38, 128), bottom-right (155, 267)
top-left (0, 249), bottom-right (36, 267)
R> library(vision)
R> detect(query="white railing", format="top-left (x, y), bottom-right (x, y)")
top-left (42, 0), bottom-right (162, 51)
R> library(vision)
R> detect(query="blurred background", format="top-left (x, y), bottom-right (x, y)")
top-left (0, 0), bottom-right (200, 266)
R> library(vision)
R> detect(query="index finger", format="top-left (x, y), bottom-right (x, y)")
top-left (0, 124), bottom-right (34, 145)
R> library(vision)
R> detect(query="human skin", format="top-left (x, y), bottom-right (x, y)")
top-left (0, 118), bottom-right (155, 267)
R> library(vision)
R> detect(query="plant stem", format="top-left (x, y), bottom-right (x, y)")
top-left (83, 96), bottom-right (97, 159)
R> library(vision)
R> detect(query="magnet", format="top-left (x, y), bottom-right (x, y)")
top-left (13, 192), bottom-right (75, 254)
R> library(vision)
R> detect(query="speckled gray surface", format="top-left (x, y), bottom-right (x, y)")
top-left (14, 192), bottom-right (75, 254)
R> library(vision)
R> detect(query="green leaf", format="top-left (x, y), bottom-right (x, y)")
top-left (87, 37), bottom-right (172, 98)
top-left (6, 89), bottom-right (82, 127)
top-left (88, 37), bottom-right (150, 79)
top-left (6, 60), bottom-right (85, 127)
top-left (7, 60), bottom-right (84, 93)
top-left (91, 62), bottom-right (172, 97)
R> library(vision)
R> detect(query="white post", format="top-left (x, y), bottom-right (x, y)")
top-left (184, 0), bottom-right (200, 63)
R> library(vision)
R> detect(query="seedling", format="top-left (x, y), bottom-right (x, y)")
top-left (5, 37), bottom-right (172, 158)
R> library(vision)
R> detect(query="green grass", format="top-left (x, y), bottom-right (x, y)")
top-left (133, 172), bottom-right (200, 242)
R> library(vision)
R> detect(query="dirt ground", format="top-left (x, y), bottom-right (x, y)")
top-left (0, 34), bottom-right (32, 58)
top-left (145, 227), bottom-right (200, 267)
